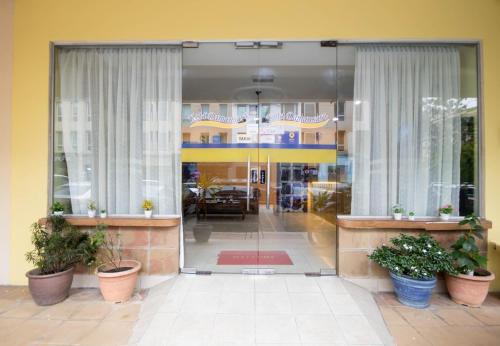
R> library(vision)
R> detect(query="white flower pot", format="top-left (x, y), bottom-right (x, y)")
top-left (393, 213), bottom-right (402, 220)
top-left (440, 213), bottom-right (450, 221)
top-left (409, 215), bottom-right (416, 221)
top-left (144, 210), bottom-right (153, 218)
top-left (88, 210), bottom-right (96, 218)
top-left (100, 212), bottom-right (107, 218)
top-left (53, 211), bottom-right (63, 216)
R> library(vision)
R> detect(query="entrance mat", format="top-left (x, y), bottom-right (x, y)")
top-left (217, 250), bottom-right (293, 265)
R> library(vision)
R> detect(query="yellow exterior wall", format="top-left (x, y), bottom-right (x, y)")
top-left (9, 0), bottom-right (500, 286)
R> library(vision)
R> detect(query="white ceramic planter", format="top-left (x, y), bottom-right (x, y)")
top-left (144, 210), bottom-right (153, 218)
top-left (408, 215), bottom-right (415, 221)
top-left (88, 210), bottom-right (96, 218)
top-left (393, 213), bottom-right (402, 220)
top-left (53, 211), bottom-right (63, 216)
top-left (440, 213), bottom-right (450, 221)
top-left (100, 212), bottom-right (107, 218)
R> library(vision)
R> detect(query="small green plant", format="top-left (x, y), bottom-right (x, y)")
top-left (51, 202), bottom-right (64, 213)
top-left (197, 174), bottom-right (221, 200)
top-left (142, 200), bottom-right (154, 211)
top-left (87, 200), bottom-right (96, 211)
top-left (392, 204), bottom-right (404, 214)
top-left (100, 209), bottom-right (106, 213)
top-left (313, 191), bottom-right (330, 211)
top-left (409, 211), bottom-right (415, 216)
top-left (368, 233), bottom-right (457, 279)
top-left (25, 216), bottom-right (101, 275)
top-left (449, 214), bottom-right (487, 274)
top-left (439, 204), bottom-right (453, 215)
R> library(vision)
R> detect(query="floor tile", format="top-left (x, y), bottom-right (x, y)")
top-left (295, 314), bottom-right (346, 344)
top-left (181, 291), bottom-right (220, 313)
top-left (386, 324), bottom-right (429, 346)
top-left (38, 320), bottom-right (100, 344)
top-left (254, 277), bottom-right (287, 293)
top-left (1, 301), bottom-right (46, 318)
top-left (139, 312), bottom-right (177, 345)
top-left (212, 314), bottom-right (255, 343)
top-left (218, 291), bottom-right (254, 314)
top-left (3, 318), bottom-right (62, 345)
top-left (222, 275), bottom-right (254, 292)
top-left (0, 298), bottom-right (19, 314)
top-left (105, 303), bottom-right (141, 321)
top-left (34, 301), bottom-right (82, 320)
top-left (467, 307), bottom-right (500, 326)
top-left (255, 314), bottom-right (301, 343)
top-left (316, 277), bottom-right (348, 294)
top-left (167, 313), bottom-right (216, 345)
top-left (256, 292), bottom-right (292, 314)
top-left (70, 302), bottom-right (112, 320)
top-left (379, 306), bottom-right (408, 326)
top-left (434, 308), bottom-right (483, 326)
top-left (0, 318), bottom-right (27, 339)
top-left (289, 292), bottom-right (330, 314)
top-left (285, 276), bottom-right (321, 293)
top-left (337, 315), bottom-right (382, 345)
top-left (325, 293), bottom-right (363, 315)
top-left (78, 320), bottom-right (135, 345)
top-left (394, 307), bottom-right (447, 327)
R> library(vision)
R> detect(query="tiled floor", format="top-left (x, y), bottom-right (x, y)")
top-left (0, 285), bottom-right (143, 345)
top-left (375, 292), bottom-right (500, 346)
top-left (136, 274), bottom-right (391, 345)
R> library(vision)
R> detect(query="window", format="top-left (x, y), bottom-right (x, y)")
top-left (52, 46), bottom-right (182, 215)
top-left (200, 133), bottom-right (209, 144)
top-left (219, 104), bottom-right (228, 117)
top-left (201, 104), bottom-right (209, 114)
top-left (341, 44), bottom-right (480, 217)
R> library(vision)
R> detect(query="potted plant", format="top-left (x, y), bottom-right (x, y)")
top-left (87, 200), bottom-right (97, 218)
top-left (439, 204), bottom-right (453, 221)
top-left (408, 211), bottom-right (416, 221)
top-left (100, 209), bottom-right (107, 218)
top-left (92, 228), bottom-right (142, 303)
top-left (368, 233), bottom-right (455, 308)
top-left (392, 204), bottom-right (404, 220)
top-left (51, 202), bottom-right (64, 216)
top-left (142, 200), bottom-right (153, 218)
top-left (445, 215), bottom-right (495, 307)
top-left (25, 216), bottom-right (100, 306)
top-left (193, 174), bottom-right (220, 242)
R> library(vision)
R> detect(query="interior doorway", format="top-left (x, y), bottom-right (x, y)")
top-left (181, 42), bottom-right (353, 274)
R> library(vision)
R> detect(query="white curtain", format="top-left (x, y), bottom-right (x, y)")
top-left (351, 46), bottom-right (461, 216)
top-left (58, 47), bottom-right (182, 215)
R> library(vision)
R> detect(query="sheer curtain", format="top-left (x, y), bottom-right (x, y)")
top-left (351, 46), bottom-right (461, 216)
top-left (58, 47), bottom-right (182, 215)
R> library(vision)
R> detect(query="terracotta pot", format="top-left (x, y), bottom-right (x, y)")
top-left (445, 271), bottom-right (495, 307)
top-left (96, 260), bottom-right (141, 303)
top-left (26, 267), bottom-right (74, 306)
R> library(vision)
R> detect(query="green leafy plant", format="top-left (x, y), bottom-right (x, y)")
top-left (90, 226), bottom-right (125, 271)
top-left (142, 200), bottom-right (154, 211)
top-left (87, 200), bottom-right (96, 211)
top-left (392, 204), bottom-right (404, 214)
top-left (449, 214), bottom-right (487, 274)
top-left (368, 233), bottom-right (457, 279)
top-left (439, 204), bottom-right (453, 214)
top-left (313, 191), bottom-right (330, 211)
top-left (197, 174), bottom-right (221, 200)
top-left (100, 209), bottom-right (106, 213)
top-left (409, 211), bottom-right (415, 216)
top-left (51, 202), bottom-right (64, 213)
top-left (25, 216), bottom-right (101, 275)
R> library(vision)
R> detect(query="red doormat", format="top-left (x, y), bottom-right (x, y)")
top-left (217, 250), bottom-right (293, 265)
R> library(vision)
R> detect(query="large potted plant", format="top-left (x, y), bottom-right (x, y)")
top-left (25, 216), bottom-right (100, 306)
top-left (445, 215), bottom-right (495, 307)
top-left (93, 228), bottom-right (142, 303)
top-left (369, 233), bottom-right (455, 308)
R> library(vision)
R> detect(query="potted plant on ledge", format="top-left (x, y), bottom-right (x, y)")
top-left (51, 202), bottom-right (64, 216)
top-left (142, 199), bottom-right (153, 218)
top-left (392, 204), bottom-right (404, 220)
top-left (87, 200), bottom-right (97, 218)
top-left (93, 228), bottom-right (142, 303)
top-left (439, 204), bottom-right (453, 221)
top-left (445, 215), bottom-right (495, 307)
top-left (369, 233), bottom-right (455, 308)
top-left (25, 216), bottom-right (100, 306)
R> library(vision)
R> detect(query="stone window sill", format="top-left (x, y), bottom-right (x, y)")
top-left (337, 216), bottom-right (492, 231)
top-left (39, 215), bottom-right (181, 228)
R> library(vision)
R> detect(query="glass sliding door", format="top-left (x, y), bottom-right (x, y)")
top-left (182, 42), bottom-right (340, 274)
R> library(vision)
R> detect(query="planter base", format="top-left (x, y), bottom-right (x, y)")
top-left (390, 272), bottom-right (436, 309)
top-left (445, 272), bottom-right (495, 307)
top-left (26, 267), bottom-right (74, 306)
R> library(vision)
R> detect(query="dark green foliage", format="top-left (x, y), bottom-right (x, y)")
top-left (51, 202), bottom-right (64, 212)
top-left (450, 215), bottom-right (487, 274)
top-left (368, 233), bottom-right (457, 279)
top-left (25, 216), bottom-right (101, 275)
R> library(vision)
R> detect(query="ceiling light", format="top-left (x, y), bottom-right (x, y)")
top-left (235, 41), bottom-right (258, 49)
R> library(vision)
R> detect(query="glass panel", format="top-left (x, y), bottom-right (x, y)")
top-left (255, 42), bottom-right (338, 273)
top-left (182, 43), bottom-right (260, 273)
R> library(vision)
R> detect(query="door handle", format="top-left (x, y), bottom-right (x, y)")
top-left (266, 155), bottom-right (271, 209)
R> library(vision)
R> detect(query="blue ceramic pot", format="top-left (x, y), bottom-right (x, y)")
top-left (390, 271), bottom-right (436, 309)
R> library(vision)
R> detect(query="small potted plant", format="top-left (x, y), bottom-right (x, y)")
top-left (408, 211), bottom-right (416, 221)
top-left (392, 204), bottom-right (404, 220)
top-left (439, 204), bottom-right (453, 221)
top-left (87, 200), bottom-right (97, 218)
top-left (100, 209), bottom-right (107, 218)
top-left (142, 200), bottom-right (153, 218)
top-left (25, 216), bottom-right (100, 306)
top-left (93, 228), bottom-right (142, 303)
top-left (445, 215), bottom-right (495, 307)
top-left (51, 202), bottom-right (64, 216)
top-left (368, 233), bottom-right (455, 308)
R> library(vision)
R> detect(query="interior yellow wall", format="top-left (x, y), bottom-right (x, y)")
top-left (10, 0), bottom-right (500, 286)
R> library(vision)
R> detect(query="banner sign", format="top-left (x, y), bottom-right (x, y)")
top-left (189, 112), bottom-right (330, 129)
